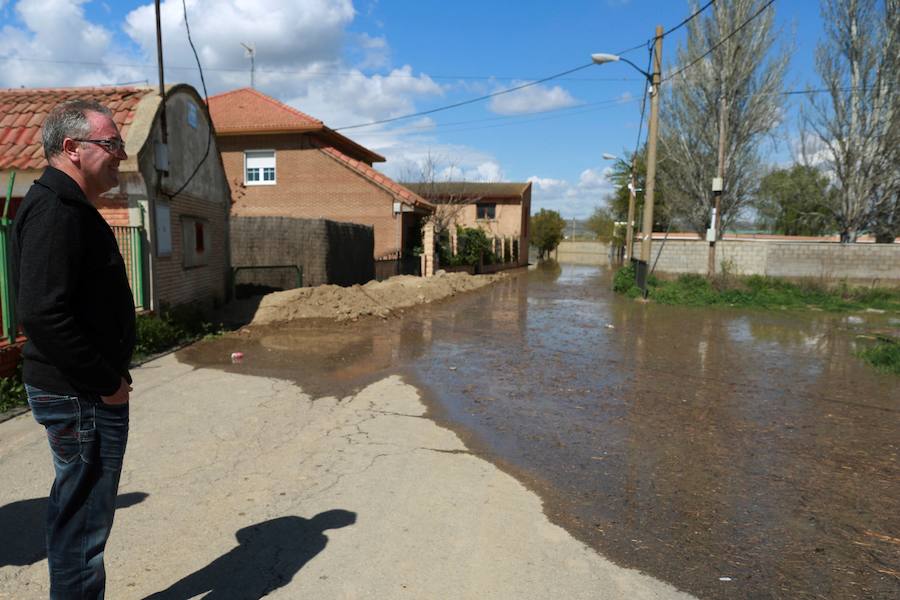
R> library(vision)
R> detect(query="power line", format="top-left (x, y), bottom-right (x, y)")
top-left (662, 0), bottom-right (776, 83)
top-left (333, 1), bottom-right (725, 132)
top-left (0, 55), bottom-right (639, 84)
top-left (409, 97), bottom-right (642, 136)
top-left (660, 0), bottom-right (717, 39)
top-left (165, 0), bottom-right (211, 201)
top-left (333, 62), bottom-right (596, 131)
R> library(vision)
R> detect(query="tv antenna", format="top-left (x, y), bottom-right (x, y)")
top-left (240, 42), bottom-right (256, 88)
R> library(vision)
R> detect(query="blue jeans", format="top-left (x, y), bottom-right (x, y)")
top-left (26, 384), bottom-right (129, 600)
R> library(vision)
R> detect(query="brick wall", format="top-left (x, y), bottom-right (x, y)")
top-left (231, 216), bottom-right (374, 288)
top-left (96, 192), bottom-right (130, 226)
top-left (155, 193), bottom-right (229, 309)
top-left (219, 134), bottom-right (401, 258)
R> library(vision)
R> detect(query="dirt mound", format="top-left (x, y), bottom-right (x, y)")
top-left (250, 271), bottom-right (506, 326)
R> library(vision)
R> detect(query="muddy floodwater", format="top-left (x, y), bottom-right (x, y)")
top-left (180, 264), bottom-right (900, 599)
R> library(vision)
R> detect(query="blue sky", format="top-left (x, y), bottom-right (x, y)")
top-left (0, 0), bottom-right (826, 218)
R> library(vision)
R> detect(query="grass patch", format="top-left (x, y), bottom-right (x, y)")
top-left (0, 360), bottom-right (26, 413)
top-left (612, 266), bottom-right (900, 312)
top-left (856, 337), bottom-right (900, 375)
top-left (133, 304), bottom-right (223, 362)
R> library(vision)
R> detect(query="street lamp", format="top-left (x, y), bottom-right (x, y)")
top-left (592, 25), bottom-right (663, 297)
top-left (603, 152), bottom-right (638, 263)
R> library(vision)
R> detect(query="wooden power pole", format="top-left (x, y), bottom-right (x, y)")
top-left (638, 25), bottom-right (663, 295)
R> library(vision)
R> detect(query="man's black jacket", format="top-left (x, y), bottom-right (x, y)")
top-left (11, 167), bottom-right (136, 397)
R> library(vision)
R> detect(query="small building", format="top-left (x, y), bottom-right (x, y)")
top-left (207, 88), bottom-right (433, 278)
top-left (0, 84), bottom-right (232, 314)
top-left (403, 181), bottom-right (532, 268)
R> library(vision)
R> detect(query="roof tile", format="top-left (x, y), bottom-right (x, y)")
top-left (319, 145), bottom-right (432, 211)
top-left (0, 86), bottom-right (153, 171)
top-left (208, 87), bottom-right (322, 134)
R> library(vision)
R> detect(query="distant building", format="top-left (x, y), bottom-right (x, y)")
top-left (403, 181), bottom-right (532, 268)
top-left (207, 88), bottom-right (432, 277)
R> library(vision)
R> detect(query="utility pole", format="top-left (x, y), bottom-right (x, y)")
top-left (708, 95), bottom-right (727, 277)
top-left (154, 0), bottom-right (168, 149)
top-left (625, 156), bottom-right (637, 262)
top-left (638, 25), bottom-right (663, 296)
top-left (241, 43), bottom-right (256, 89)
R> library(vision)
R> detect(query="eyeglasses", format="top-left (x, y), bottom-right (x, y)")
top-left (73, 138), bottom-right (127, 156)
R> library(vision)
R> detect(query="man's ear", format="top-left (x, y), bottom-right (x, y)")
top-left (61, 138), bottom-right (81, 164)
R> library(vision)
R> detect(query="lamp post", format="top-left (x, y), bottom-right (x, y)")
top-left (593, 24), bottom-right (663, 296)
top-left (602, 152), bottom-right (638, 262)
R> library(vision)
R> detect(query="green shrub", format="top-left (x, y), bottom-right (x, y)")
top-left (454, 226), bottom-right (493, 267)
top-left (135, 314), bottom-right (185, 357)
top-left (856, 337), bottom-right (900, 375)
top-left (0, 359), bottom-right (26, 413)
top-left (134, 304), bottom-right (222, 360)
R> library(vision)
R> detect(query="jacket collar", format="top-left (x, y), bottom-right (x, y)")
top-left (36, 166), bottom-right (92, 208)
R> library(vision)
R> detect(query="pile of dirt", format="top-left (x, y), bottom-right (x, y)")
top-left (250, 271), bottom-right (506, 326)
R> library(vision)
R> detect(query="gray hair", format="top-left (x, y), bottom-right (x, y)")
top-left (42, 100), bottom-right (113, 161)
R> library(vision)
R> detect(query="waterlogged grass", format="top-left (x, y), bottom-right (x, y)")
top-left (856, 337), bottom-right (900, 375)
top-left (613, 264), bottom-right (900, 312)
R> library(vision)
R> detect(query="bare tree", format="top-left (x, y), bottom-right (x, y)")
top-left (399, 152), bottom-right (484, 239)
top-left (660, 0), bottom-right (789, 236)
top-left (803, 0), bottom-right (899, 242)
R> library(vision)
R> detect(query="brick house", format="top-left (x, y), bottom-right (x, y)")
top-left (207, 88), bottom-right (433, 275)
top-left (0, 84), bottom-right (232, 314)
top-left (403, 182), bottom-right (532, 268)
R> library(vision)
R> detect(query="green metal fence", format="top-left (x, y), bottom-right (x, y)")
top-left (0, 224), bottom-right (147, 344)
top-left (0, 220), bottom-right (17, 344)
top-left (1, 172), bottom-right (18, 344)
top-left (0, 170), bottom-right (148, 343)
top-left (112, 226), bottom-right (147, 311)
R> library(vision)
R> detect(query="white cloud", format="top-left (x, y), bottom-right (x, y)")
top-left (352, 32), bottom-right (390, 70)
top-left (287, 65), bottom-right (442, 131)
top-left (526, 166), bottom-right (616, 219)
top-left (488, 82), bottom-right (579, 115)
top-left (376, 141), bottom-right (503, 185)
top-left (578, 166), bottom-right (613, 189)
top-left (0, 0), bottom-right (115, 87)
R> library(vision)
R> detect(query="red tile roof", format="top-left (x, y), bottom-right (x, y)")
top-left (207, 87), bottom-right (322, 134)
top-left (319, 145), bottom-right (433, 211)
top-left (0, 87), bottom-right (151, 170)
top-left (208, 87), bottom-right (385, 163)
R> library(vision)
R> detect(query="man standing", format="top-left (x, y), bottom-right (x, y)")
top-left (11, 99), bottom-right (136, 598)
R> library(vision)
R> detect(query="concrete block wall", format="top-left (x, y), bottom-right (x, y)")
top-left (231, 216), bottom-right (374, 289)
top-left (629, 239), bottom-right (900, 283)
top-left (554, 241), bottom-right (613, 265)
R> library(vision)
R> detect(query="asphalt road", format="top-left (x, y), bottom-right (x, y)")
top-left (0, 352), bottom-right (692, 599)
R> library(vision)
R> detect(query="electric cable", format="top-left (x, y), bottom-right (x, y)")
top-left (660, 0), bottom-right (717, 39)
top-left (165, 0), bottom-right (211, 200)
top-left (333, 62), bottom-right (595, 131)
top-left (662, 0), bottom-right (777, 83)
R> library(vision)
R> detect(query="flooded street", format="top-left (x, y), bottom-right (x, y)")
top-left (180, 264), bottom-right (900, 599)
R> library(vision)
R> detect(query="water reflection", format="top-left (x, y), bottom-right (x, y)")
top-left (180, 264), bottom-right (899, 600)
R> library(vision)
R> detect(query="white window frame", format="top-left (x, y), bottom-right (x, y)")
top-left (244, 149), bottom-right (276, 186)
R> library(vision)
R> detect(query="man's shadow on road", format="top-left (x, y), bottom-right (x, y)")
top-left (144, 510), bottom-right (357, 600)
top-left (0, 492), bottom-right (148, 567)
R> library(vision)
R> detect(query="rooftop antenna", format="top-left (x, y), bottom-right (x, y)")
top-left (240, 42), bottom-right (256, 88)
